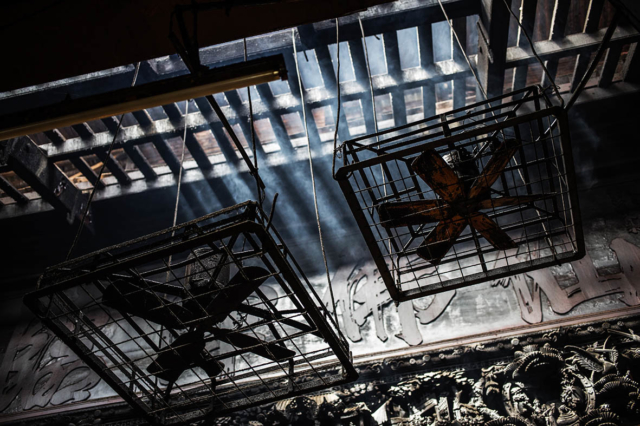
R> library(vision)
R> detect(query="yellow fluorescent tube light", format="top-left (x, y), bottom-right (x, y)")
top-left (0, 55), bottom-right (287, 140)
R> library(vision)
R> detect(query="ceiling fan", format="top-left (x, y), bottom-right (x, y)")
top-left (377, 139), bottom-right (544, 265)
top-left (101, 249), bottom-right (297, 398)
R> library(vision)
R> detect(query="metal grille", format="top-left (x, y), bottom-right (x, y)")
top-left (335, 86), bottom-right (584, 302)
top-left (24, 201), bottom-right (356, 425)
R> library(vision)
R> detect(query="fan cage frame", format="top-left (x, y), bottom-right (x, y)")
top-left (24, 201), bottom-right (357, 425)
top-left (335, 86), bottom-right (584, 302)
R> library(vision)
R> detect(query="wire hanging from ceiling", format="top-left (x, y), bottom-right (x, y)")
top-left (291, 27), bottom-right (340, 329)
top-left (65, 62), bottom-right (141, 261)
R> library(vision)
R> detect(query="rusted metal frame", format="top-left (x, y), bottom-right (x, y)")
top-left (23, 295), bottom-right (157, 422)
top-left (599, 42), bottom-right (624, 87)
top-left (337, 176), bottom-right (401, 301)
top-left (123, 144), bottom-right (158, 181)
top-left (251, 223), bottom-right (356, 376)
top-left (511, 0), bottom-right (539, 93)
top-left (95, 150), bottom-right (132, 186)
top-left (0, 174), bottom-right (28, 203)
top-left (541, 0), bottom-right (571, 89)
top-left (400, 234), bottom-right (578, 301)
top-left (336, 106), bottom-right (562, 180)
top-left (0, 136), bottom-right (87, 223)
top-left (343, 85), bottom-right (537, 149)
top-left (571, 0), bottom-right (606, 91)
top-left (70, 156), bottom-right (106, 189)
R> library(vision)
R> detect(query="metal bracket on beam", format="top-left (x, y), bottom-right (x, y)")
top-left (0, 137), bottom-right (88, 224)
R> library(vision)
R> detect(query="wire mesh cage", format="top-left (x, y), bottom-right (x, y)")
top-left (335, 86), bottom-right (584, 302)
top-left (24, 201), bottom-right (357, 425)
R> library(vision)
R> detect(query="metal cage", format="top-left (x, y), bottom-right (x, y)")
top-left (24, 201), bottom-right (357, 425)
top-left (335, 86), bottom-right (584, 302)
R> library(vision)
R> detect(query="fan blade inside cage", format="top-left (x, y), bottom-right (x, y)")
top-left (147, 331), bottom-right (222, 383)
top-left (377, 200), bottom-right (451, 228)
top-left (412, 150), bottom-right (464, 203)
top-left (103, 279), bottom-right (193, 329)
top-left (204, 266), bottom-right (271, 323)
top-left (469, 213), bottom-right (518, 250)
top-left (469, 139), bottom-right (521, 199)
top-left (416, 215), bottom-right (467, 265)
top-left (212, 328), bottom-right (296, 362)
top-left (474, 194), bottom-right (547, 210)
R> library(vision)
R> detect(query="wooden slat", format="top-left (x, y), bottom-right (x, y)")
top-left (598, 43), bottom-right (623, 87)
top-left (123, 145), bottom-right (157, 181)
top-left (72, 123), bottom-right (95, 139)
top-left (623, 42), bottom-right (640, 83)
top-left (541, 0), bottom-right (571, 88)
top-left (44, 129), bottom-right (65, 145)
top-left (511, 0), bottom-right (539, 92)
top-left (185, 130), bottom-right (213, 171)
top-left (255, 84), bottom-right (295, 153)
top-left (0, 175), bottom-right (29, 204)
top-left (152, 136), bottom-right (181, 174)
top-left (348, 38), bottom-right (377, 134)
top-left (571, 0), bottom-right (606, 91)
top-left (193, 98), bottom-right (239, 164)
top-left (95, 150), bottom-right (131, 185)
top-left (132, 110), bottom-right (153, 127)
top-left (101, 116), bottom-right (120, 133)
top-left (70, 156), bottom-right (105, 189)
top-left (162, 103), bottom-right (183, 122)
top-left (225, 89), bottom-right (266, 157)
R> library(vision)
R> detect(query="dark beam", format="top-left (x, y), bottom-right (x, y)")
top-left (1, 0), bottom-right (395, 92)
top-left (623, 43), bottom-right (640, 83)
top-left (511, 0), bottom-right (539, 92)
top-left (44, 129), bottom-right (65, 145)
top-left (185, 130), bottom-right (213, 171)
top-left (255, 84), bottom-right (296, 154)
top-left (194, 98), bottom-right (239, 165)
top-left (123, 145), bottom-right (157, 181)
top-left (0, 137), bottom-right (87, 222)
top-left (152, 136), bottom-right (181, 174)
top-left (452, 17), bottom-right (468, 111)
top-left (599, 43), bottom-right (624, 87)
top-left (541, 0), bottom-right (571, 88)
top-left (225, 89), bottom-right (267, 158)
top-left (132, 110), bottom-right (153, 127)
top-left (101, 117), bottom-right (120, 134)
top-left (477, 0), bottom-right (512, 99)
top-left (95, 150), bottom-right (132, 186)
top-left (348, 39), bottom-right (377, 134)
top-left (72, 123), bottom-right (95, 139)
top-left (70, 157), bottom-right (105, 189)
top-left (571, 0), bottom-right (605, 91)
top-left (0, 175), bottom-right (29, 204)
top-left (383, 31), bottom-right (407, 127)
top-left (418, 24), bottom-right (436, 118)
top-left (162, 103), bottom-right (183, 122)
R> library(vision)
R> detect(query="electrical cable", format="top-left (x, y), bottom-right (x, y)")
top-left (291, 28), bottom-right (340, 330)
top-left (65, 62), bottom-right (141, 261)
top-left (331, 18), bottom-right (342, 179)
top-left (244, 37), bottom-right (265, 209)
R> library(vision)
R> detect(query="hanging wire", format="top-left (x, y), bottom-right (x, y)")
top-left (498, 0), bottom-right (564, 107)
top-left (291, 28), bottom-right (340, 329)
top-left (65, 62), bottom-right (141, 261)
top-left (331, 18), bottom-right (342, 179)
top-left (244, 37), bottom-right (265, 209)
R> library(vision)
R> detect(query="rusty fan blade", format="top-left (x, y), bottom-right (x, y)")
top-left (469, 139), bottom-right (522, 199)
top-left (469, 213), bottom-right (518, 250)
top-left (377, 200), bottom-right (451, 228)
top-left (103, 279), bottom-right (194, 330)
top-left (204, 266), bottom-right (270, 324)
top-left (416, 215), bottom-right (467, 265)
top-left (412, 149), bottom-right (465, 203)
top-left (474, 194), bottom-right (547, 210)
top-left (211, 327), bottom-right (296, 362)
